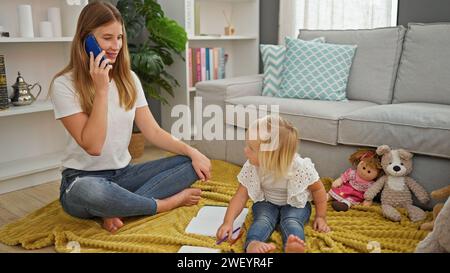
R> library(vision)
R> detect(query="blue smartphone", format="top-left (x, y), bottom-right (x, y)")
top-left (84, 34), bottom-right (106, 66)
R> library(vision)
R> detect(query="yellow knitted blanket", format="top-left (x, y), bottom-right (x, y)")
top-left (0, 160), bottom-right (431, 253)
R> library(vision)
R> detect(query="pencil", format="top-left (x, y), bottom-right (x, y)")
top-left (216, 227), bottom-right (241, 245)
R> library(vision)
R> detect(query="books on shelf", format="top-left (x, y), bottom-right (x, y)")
top-left (0, 55), bottom-right (9, 110)
top-left (184, 205), bottom-right (248, 239)
top-left (188, 47), bottom-right (227, 88)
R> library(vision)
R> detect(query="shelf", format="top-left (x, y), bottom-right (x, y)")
top-left (0, 151), bottom-right (63, 182)
top-left (189, 35), bottom-right (257, 41)
top-left (0, 100), bottom-right (54, 118)
top-left (0, 37), bottom-right (73, 43)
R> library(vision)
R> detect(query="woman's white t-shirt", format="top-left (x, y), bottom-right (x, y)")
top-left (50, 71), bottom-right (148, 171)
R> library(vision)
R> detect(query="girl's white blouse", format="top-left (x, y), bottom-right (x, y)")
top-left (237, 154), bottom-right (320, 208)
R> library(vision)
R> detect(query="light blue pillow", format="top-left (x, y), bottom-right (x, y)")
top-left (279, 37), bottom-right (357, 101)
top-left (260, 37), bottom-right (325, 97)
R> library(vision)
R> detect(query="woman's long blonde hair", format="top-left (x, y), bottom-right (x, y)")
top-left (248, 115), bottom-right (299, 179)
top-left (49, 1), bottom-right (136, 114)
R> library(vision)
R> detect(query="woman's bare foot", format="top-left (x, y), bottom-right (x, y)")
top-left (285, 235), bottom-right (306, 253)
top-left (246, 241), bottom-right (276, 253)
top-left (156, 188), bottom-right (202, 213)
top-left (102, 217), bottom-right (124, 233)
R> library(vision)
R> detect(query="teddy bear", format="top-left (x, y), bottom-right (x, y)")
top-left (329, 149), bottom-right (383, 211)
top-left (364, 145), bottom-right (430, 222)
top-left (420, 185), bottom-right (450, 230)
top-left (415, 195), bottom-right (450, 253)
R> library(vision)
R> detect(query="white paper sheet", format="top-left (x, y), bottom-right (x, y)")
top-left (185, 206), bottom-right (248, 239)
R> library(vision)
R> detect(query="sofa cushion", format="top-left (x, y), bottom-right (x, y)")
top-left (339, 103), bottom-right (450, 159)
top-left (279, 37), bottom-right (357, 101)
top-left (298, 26), bottom-right (406, 104)
top-left (225, 95), bottom-right (376, 145)
top-left (393, 23), bottom-right (450, 105)
top-left (260, 37), bottom-right (325, 97)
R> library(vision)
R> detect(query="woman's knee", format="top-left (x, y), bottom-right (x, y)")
top-left (170, 155), bottom-right (192, 167)
top-left (63, 176), bottom-right (110, 206)
top-left (177, 155), bottom-right (192, 163)
top-left (180, 161), bottom-right (200, 183)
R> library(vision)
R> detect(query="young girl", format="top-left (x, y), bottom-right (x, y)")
top-left (217, 115), bottom-right (330, 253)
top-left (49, 2), bottom-right (211, 233)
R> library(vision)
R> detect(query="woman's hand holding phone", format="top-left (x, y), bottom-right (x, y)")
top-left (89, 50), bottom-right (112, 96)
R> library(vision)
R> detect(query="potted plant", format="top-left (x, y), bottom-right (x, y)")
top-left (116, 0), bottom-right (188, 158)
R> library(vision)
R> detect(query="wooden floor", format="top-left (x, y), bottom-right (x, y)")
top-left (0, 146), bottom-right (171, 253)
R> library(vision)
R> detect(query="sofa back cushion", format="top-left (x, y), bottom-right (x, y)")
top-left (298, 26), bottom-right (406, 104)
top-left (393, 23), bottom-right (450, 105)
top-left (279, 37), bottom-right (357, 101)
top-left (260, 37), bottom-right (325, 97)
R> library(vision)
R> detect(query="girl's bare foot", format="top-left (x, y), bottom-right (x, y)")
top-left (285, 235), bottom-right (306, 253)
top-left (246, 241), bottom-right (276, 253)
top-left (156, 188), bottom-right (202, 213)
top-left (102, 217), bottom-right (124, 233)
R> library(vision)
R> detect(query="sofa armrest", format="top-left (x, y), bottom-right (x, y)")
top-left (195, 74), bottom-right (263, 108)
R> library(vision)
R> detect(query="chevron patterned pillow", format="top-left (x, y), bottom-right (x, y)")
top-left (260, 37), bottom-right (325, 97)
top-left (279, 37), bottom-right (357, 101)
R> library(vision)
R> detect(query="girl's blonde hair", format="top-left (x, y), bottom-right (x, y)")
top-left (247, 115), bottom-right (299, 179)
top-left (49, 1), bottom-right (136, 115)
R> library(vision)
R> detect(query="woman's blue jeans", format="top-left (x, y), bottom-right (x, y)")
top-left (245, 201), bottom-right (312, 250)
top-left (59, 155), bottom-right (199, 219)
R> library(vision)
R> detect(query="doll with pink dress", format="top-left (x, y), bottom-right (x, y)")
top-left (328, 149), bottom-right (383, 211)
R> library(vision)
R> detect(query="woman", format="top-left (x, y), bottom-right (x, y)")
top-left (49, 2), bottom-right (211, 233)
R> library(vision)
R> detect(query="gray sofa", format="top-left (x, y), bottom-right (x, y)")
top-left (193, 23), bottom-right (450, 206)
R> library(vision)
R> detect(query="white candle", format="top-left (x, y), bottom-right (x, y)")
top-left (48, 7), bottom-right (62, 37)
top-left (39, 21), bottom-right (53, 38)
top-left (61, 1), bottom-right (88, 36)
top-left (18, 5), bottom-right (34, 38)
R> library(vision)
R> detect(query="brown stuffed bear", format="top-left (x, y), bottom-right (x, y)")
top-left (420, 185), bottom-right (450, 230)
top-left (364, 145), bottom-right (430, 222)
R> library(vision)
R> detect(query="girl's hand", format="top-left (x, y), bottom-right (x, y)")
top-left (313, 216), bottom-right (331, 233)
top-left (363, 200), bottom-right (373, 206)
top-left (189, 148), bottom-right (211, 181)
top-left (89, 51), bottom-right (112, 95)
top-left (216, 222), bottom-right (234, 243)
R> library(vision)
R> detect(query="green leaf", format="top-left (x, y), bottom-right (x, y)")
top-left (116, 0), bottom-right (144, 41)
top-left (146, 17), bottom-right (187, 53)
top-left (142, 81), bottom-right (168, 104)
top-left (161, 71), bottom-right (179, 87)
top-left (136, 0), bottom-right (165, 19)
top-left (131, 53), bottom-right (164, 77)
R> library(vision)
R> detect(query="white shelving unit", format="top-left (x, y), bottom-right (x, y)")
top-left (159, 0), bottom-right (260, 134)
top-left (0, 100), bottom-right (53, 117)
top-left (0, 0), bottom-right (87, 194)
top-left (0, 37), bottom-right (73, 43)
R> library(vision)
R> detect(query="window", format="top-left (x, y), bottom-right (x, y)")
top-left (279, 0), bottom-right (398, 43)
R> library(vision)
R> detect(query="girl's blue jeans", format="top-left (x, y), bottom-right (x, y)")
top-left (245, 201), bottom-right (312, 251)
top-left (59, 155), bottom-right (199, 219)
